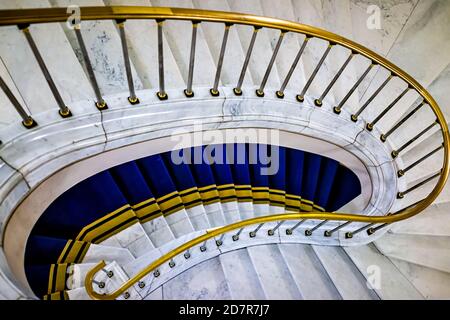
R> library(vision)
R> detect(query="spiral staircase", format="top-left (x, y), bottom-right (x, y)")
top-left (0, 0), bottom-right (449, 300)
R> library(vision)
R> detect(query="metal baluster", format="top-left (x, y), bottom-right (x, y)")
top-left (0, 75), bottom-right (36, 128)
top-left (351, 74), bottom-right (392, 120)
top-left (276, 36), bottom-right (309, 98)
top-left (92, 280), bottom-right (105, 289)
top-left (169, 259), bottom-right (175, 268)
top-left (233, 26), bottom-right (261, 96)
top-left (138, 281), bottom-right (145, 289)
top-left (200, 240), bottom-right (207, 252)
top-left (380, 101), bottom-right (424, 142)
top-left (305, 220), bottom-right (328, 236)
top-left (19, 24), bottom-right (72, 117)
top-left (345, 223), bottom-right (374, 239)
top-left (249, 223), bottom-right (264, 238)
top-left (232, 228), bottom-right (244, 241)
top-left (268, 221), bottom-right (284, 236)
top-left (324, 221), bottom-right (352, 237)
top-left (397, 170), bottom-right (441, 199)
top-left (367, 223), bottom-right (389, 235)
top-left (285, 219), bottom-right (306, 235)
top-left (333, 63), bottom-right (375, 114)
top-left (297, 43), bottom-right (333, 102)
top-left (74, 25), bottom-right (107, 110)
top-left (216, 234), bottom-right (225, 246)
top-left (101, 268), bottom-right (114, 278)
top-left (116, 19), bottom-right (139, 105)
top-left (391, 121), bottom-right (438, 158)
top-left (184, 250), bottom-right (191, 259)
top-left (153, 269), bottom-right (160, 277)
top-left (398, 144), bottom-right (444, 177)
top-left (156, 19), bottom-right (168, 100)
top-left (256, 30), bottom-right (286, 97)
top-left (366, 86), bottom-right (410, 131)
top-left (184, 21), bottom-right (200, 98)
top-left (210, 23), bottom-right (232, 97)
top-left (315, 52), bottom-right (354, 107)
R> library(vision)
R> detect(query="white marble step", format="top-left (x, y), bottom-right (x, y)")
top-left (220, 201), bottom-right (242, 224)
top-left (278, 243), bottom-right (341, 300)
top-left (203, 202), bottom-right (227, 228)
top-left (161, 256), bottom-right (232, 299)
top-left (51, 0), bottom-right (143, 96)
top-left (0, 0), bottom-right (94, 116)
top-left (219, 248), bottom-right (266, 299)
top-left (141, 215), bottom-right (176, 248)
top-left (226, 0), bottom-right (281, 89)
top-left (312, 245), bottom-right (379, 300)
top-left (150, 0), bottom-right (217, 89)
top-left (246, 244), bottom-right (303, 299)
top-left (103, 0), bottom-right (185, 89)
top-left (375, 233), bottom-right (450, 273)
top-left (81, 243), bottom-right (135, 266)
top-left (191, 0), bottom-right (253, 87)
top-left (185, 205), bottom-right (211, 231)
top-left (344, 243), bottom-right (423, 299)
top-left (70, 263), bottom-right (97, 290)
top-left (389, 202), bottom-right (450, 237)
top-left (160, 208), bottom-right (195, 239)
top-left (388, 256), bottom-right (450, 299)
top-left (100, 222), bottom-right (155, 258)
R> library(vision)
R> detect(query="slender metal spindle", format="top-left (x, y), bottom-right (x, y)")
top-left (101, 268), bottom-right (114, 278)
top-left (19, 24), bottom-right (71, 117)
top-left (156, 19), bottom-right (167, 100)
top-left (305, 220), bottom-right (328, 236)
top-left (249, 223), bottom-right (264, 238)
top-left (169, 259), bottom-right (175, 268)
top-left (233, 26), bottom-right (261, 96)
top-left (256, 31), bottom-right (286, 97)
top-left (367, 223), bottom-right (389, 235)
top-left (268, 221), bottom-right (284, 236)
top-left (351, 74), bottom-right (392, 120)
top-left (200, 240), bottom-right (207, 252)
top-left (216, 234), bottom-right (225, 246)
top-left (397, 170), bottom-right (441, 199)
top-left (184, 21), bottom-right (199, 97)
top-left (93, 280), bottom-right (105, 289)
top-left (324, 221), bottom-right (352, 237)
top-left (380, 101), bottom-right (424, 142)
top-left (116, 20), bottom-right (139, 105)
top-left (333, 63), bottom-right (375, 114)
top-left (398, 144), bottom-right (444, 177)
top-left (232, 228), bottom-right (244, 241)
top-left (297, 43), bottom-right (333, 102)
top-left (285, 219), bottom-right (306, 235)
top-left (0, 75), bottom-right (36, 128)
top-left (184, 250), bottom-right (191, 259)
top-left (366, 86), bottom-right (410, 131)
top-left (138, 281), bottom-right (145, 289)
top-left (74, 25), bottom-right (107, 110)
top-left (276, 36), bottom-right (309, 98)
top-left (345, 223), bottom-right (374, 239)
top-left (153, 269), bottom-right (160, 277)
top-left (210, 23), bottom-right (232, 97)
top-left (315, 52), bottom-right (354, 107)
top-left (391, 121), bottom-right (438, 158)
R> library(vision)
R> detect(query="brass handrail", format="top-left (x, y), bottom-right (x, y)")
top-left (0, 6), bottom-right (448, 299)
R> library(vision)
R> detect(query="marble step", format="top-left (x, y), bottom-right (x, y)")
top-left (343, 243), bottom-right (423, 299)
top-left (191, 0), bottom-right (253, 87)
top-left (389, 202), bottom-right (450, 237)
top-left (246, 244), bottom-right (303, 300)
top-left (140, 215), bottom-right (177, 248)
top-left (103, 0), bottom-right (185, 89)
top-left (374, 233), bottom-right (450, 273)
top-left (277, 243), bottom-right (341, 300)
top-left (226, 0), bottom-right (281, 89)
top-left (161, 256), bottom-right (232, 299)
top-left (81, 243), bottom-right (135, 266)
top-left (0, 0), bottom-right (94, 116)
top-left (312, 245), bottom-right (379, 300)
top-left (219, 248), bottom-right (266, 300)
top-left (51, 0), bottom-right (143, 96)
top-left (150, 0), bottom-right (217, 89)
top-left (70, 263), bottom-right (97, 290)
top-left (388, 256), bottom-right (450, 299)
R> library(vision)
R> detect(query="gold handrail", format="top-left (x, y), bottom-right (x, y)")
top-left (0, 6), bottom-right (447, 299)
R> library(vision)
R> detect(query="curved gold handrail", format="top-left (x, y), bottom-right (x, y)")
top-left (0, 6), bottom-right (447, 299)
